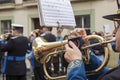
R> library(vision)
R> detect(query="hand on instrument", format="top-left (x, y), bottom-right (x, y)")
top-left (70, 28), bottom-right (87, 40)
top-left (64, 28), bottom-right (87, 63)
top-left (64, 41), bottom-right (82, 63)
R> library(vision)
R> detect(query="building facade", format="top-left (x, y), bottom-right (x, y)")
top-left (0, 0), bottom-right (117, 36)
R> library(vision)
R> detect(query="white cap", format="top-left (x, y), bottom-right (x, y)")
top-left (11, 24), bottom-right (24, 28)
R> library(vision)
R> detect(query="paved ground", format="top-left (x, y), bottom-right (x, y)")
top-left (0, 70), bottom-right (66, 80)
top-left (0, 71), bottom-right (32, 80)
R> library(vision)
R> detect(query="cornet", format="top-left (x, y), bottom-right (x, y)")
top-left (32, 34), bottom-right (115, 80)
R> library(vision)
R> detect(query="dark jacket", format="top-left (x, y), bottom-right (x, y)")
top-left (98, 65), bottom-right (120, 80)
top-left (0, 36), bottom-right (29, 75)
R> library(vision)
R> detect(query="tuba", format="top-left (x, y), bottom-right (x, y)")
top-left (32, 35), bottom-right (115, 79)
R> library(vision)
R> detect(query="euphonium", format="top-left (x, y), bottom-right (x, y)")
top-left (32, 36), bottom-right (67, 63)
top-left (32, 35), bottom-right (114, 79)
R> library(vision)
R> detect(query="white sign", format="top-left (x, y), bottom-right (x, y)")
top-left (38, 0), bottom-right (76, 29)
top-left (103, 24), bottom-right (111, 34)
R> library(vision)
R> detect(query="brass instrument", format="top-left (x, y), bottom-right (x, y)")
top-left (32, 35), bottom-right (115, 80)
top-left (0, 34), bottom-right (5, 39)
top-left (0, 33), bottom-right (12, 40)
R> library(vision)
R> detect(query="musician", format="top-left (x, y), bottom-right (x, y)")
top-left (28, 29), bottom-right (47, 80)
top-left (41, 29), bottom-right (56, 77)
top-left (64, 28), bottom-right (109, 80)
top-left (41, 26), bottom-right (52, 36)
top-left (0, 33), bottom-right (12, 79)
top-left (0, 35), bottom-right (6, 75)
top-left (41, 26), bottom-right (60, 76)
top-left (30, 27), bottom-right (56, 80)
top-left (0, 24), bottom-right (29, 80)
top-left (98, 10), bottom-right (120, 80)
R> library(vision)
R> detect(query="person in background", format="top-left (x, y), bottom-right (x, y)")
top-left (31, 27), bottom-right (56, 79)
top-left (61, 35), bottom-right (70, 74)
top-left (41, 26), bottom-right (60, 76)
top-left (41, 26), bottom-right (52, 36)
top-left (0, 34), bottom-right (7, 74)
top-left (0, 24), bottom-right (29, 80)
top-left (41, 32), bottom-right (56, 77)
top-left (55, 27), bottom-right (64, 75)
top-left (0, 33), bottom-right (12, 80)
top-left (28, 29), bottom-right (46, 80)
top-left (91, 31), bottom-right (97, 35)
top-left (97, 31), bottom-right (105, 37)
top-left (56, 27), bottom-right (63, 41)
top-left (90, 31), bottom-right (105, 61)
top-left (63, 35), bottom-right (70, 40)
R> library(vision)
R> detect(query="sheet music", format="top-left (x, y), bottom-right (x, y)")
top-left (38, 0), bottom-right (76, 29)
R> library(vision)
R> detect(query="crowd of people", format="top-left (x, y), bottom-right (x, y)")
top-left (0, 3), bottom-right (120, 80)
top-left (0, 24), bottom-right (71, 80)
top-left (0, 22), bottom-right (119, 80)
top-left (0, 21), bottom-right (119, 80)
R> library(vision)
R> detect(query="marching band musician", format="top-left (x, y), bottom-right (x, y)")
top-left (98, 9), bottom-right (120, 80)
top-left (0, 24), bottom-right (29, 80)
top-left (28, 29), bottom-right (46, 80)
top-left (0, 34), bottom-right (7, 74)
top-left (64, 28), bottom-right (109, 80)
top-left (29, 27), bottom-right (56, 80)
top-left (0, 33), bottom-right (12, 80)
top-left (64, 8), bottom-right (120, 80)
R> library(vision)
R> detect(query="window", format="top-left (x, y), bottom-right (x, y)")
top-left (1, 20), bottom-right (12, 34)
top-left (0, 0), bottom-right (14, 4)
top-left (32, 18), bottom-right (42, 29)
top-left (75, 15), bottom-right (91, 35)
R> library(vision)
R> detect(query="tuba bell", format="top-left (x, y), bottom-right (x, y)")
top-left (32, 35), bottom-right (114, 79)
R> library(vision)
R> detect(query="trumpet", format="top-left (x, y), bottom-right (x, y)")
top-left (32, 35), bottom-right (115, 79)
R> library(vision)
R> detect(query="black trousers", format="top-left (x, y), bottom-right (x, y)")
top-left (98, 65), bottom-right (120, 80)
top-left (6, 75), bottom-right (26, 80)
top-left (34, 67), bottom-right (46, 80)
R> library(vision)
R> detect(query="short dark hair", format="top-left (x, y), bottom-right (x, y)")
top-left (48, 27), bottom-right (52, 31)
top-left (42, 33), bottom-right (56, 42)
top-left (42, 26), bottom-right (53, 31)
